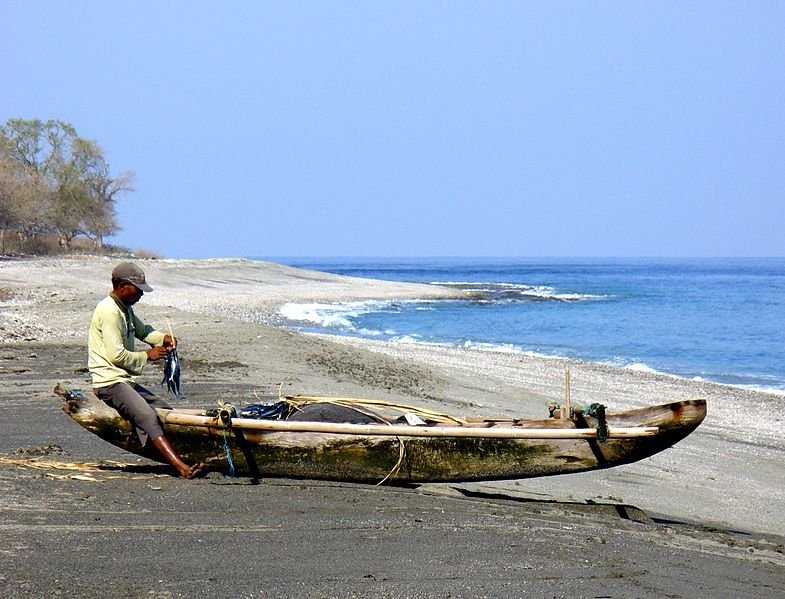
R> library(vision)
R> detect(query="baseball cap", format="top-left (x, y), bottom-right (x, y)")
top-left (111, 262), bottom-right (153, 292)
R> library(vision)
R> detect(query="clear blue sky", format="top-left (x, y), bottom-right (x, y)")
top-left (2, 2), bottom-right (783, 258)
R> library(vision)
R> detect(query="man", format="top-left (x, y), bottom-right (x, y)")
top-left (88, 262), bottom-right (204, 479)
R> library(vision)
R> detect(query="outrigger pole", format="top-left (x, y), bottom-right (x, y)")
top-left (156, 409), bottom-right (657, 440)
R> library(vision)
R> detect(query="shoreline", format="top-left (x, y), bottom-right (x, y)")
top-left (1, 256), bottom-right (784, 540)
top-left (291, 324), bottom-right (785, 399)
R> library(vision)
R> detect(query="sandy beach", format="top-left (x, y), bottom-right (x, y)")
top-left (1, 256), bottom-right (783, 597)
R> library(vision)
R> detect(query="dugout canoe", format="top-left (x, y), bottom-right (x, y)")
top-left (55, 387), bottom-right (706, 483)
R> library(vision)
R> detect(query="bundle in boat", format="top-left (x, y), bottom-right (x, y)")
top-left (55, 387), bottom-right (706, 484)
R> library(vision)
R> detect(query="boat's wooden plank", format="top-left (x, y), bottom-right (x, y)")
top-left (156, 410), bottom-right (658, 439)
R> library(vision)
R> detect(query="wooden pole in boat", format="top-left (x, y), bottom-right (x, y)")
top-left (157, 410), bottom-right (658, 439)
top-left (564, 366), bottom-right (571, 419)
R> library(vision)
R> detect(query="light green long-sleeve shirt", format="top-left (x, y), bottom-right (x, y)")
top-left (88, 294), bottom-right (166, 388)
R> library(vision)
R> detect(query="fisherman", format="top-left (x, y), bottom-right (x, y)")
top-left (88, 262), bottom-right (204, 479)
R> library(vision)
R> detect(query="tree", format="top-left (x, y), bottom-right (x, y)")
top-left (0, 119), bottom-right (77, 180)
top-left (83, 170), bottom-right (134, 249)
top-left (71, 138), bottom-right (135, 249)
top-left (0, 153), bottom-right (51, 252)
top-left (0, 118), bottom-right (134, 253)
top-left (0, 156), bottom-right (24, 253)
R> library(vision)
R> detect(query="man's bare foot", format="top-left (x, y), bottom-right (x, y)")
top-left (183, 463), bottom-right (206, 479)
top-left (151, 436), bottom-right (205, 479)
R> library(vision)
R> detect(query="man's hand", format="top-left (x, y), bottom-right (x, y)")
top-left (146, 346), bottom-right (169, 361)
top-left (163, 334), bottom-right (177, 349)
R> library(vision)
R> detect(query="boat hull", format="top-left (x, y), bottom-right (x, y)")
top-left (59, 390), bottom-right (706, 483)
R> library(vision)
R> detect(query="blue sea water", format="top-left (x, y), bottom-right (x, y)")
top-left (260, 257), bottom-right (785, 394)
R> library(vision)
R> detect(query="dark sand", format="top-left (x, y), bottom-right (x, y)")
top-left (1, 257), bottom-right (783, 597)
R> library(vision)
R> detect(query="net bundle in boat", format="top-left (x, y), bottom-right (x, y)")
top-left (238, 395), bottom-right (465, 426)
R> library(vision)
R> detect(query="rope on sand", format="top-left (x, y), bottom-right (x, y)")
top-left (0, 456), bottom-right (163, 481)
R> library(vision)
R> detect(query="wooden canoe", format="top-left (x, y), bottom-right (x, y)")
top-left (56, 387), bottom-right (706, 483)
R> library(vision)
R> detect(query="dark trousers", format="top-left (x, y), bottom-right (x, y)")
top-left (95, 382), bottom-right (171, 446)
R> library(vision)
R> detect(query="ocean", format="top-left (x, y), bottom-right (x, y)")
top-left (259, 257), bottom-right (785, 394)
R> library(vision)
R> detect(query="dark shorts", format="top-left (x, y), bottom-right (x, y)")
top-left (94, 382), bottom-right (172, 446)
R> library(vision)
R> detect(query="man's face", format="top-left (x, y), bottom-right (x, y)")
top-left (118, 281), bottom-right (144, 306)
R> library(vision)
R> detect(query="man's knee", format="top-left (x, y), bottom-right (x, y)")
top-left (95, 382), bottom-right (164, 446)
top-left (134, 384), bottom-right (171, 411)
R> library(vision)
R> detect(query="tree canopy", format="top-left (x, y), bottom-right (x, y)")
top-left (0, 118), bottom-right (134, 254)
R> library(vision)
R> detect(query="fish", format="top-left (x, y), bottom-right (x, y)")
top-left (238, 401), bottom-right (291, 420)
top-left (160, 348), bottom-right (184, 399)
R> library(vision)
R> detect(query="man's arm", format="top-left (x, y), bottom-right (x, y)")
top-left (132, 311), bottom-right (166, 347)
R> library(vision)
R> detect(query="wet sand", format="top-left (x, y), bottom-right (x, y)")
top-left (1, 256), bottom-right (783, 597)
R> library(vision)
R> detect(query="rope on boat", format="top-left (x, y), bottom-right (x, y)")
top-left (377, 436), bottom-right (406, 486)
top-left (54, 385), bottom-right (87, 400)
top-left (588, 403), bottom-right (608, 442)
top-left (215, 397), bottom-right (404, 483)
top-left (221, 429), bottom-right (236, 478)
top-left (284, 395), bottom-right (465, 425)
top-left (218, 401), bottom-right (236, 477)
top-left (279, 396), bottom-right (409, 485)
top-left (548, 401), bottom-right (609, 443)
